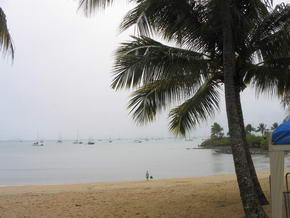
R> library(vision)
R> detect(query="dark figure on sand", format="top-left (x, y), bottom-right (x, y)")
top-left (146, 170), bottom-right (149, 180)
top-left (146, 170), bottom-right (154, 180)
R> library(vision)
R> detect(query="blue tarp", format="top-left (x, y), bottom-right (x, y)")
top-left (272, 121), bottom-right (290, 145)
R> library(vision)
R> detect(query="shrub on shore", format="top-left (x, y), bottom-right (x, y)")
top-left (200, 134), bottom-right (268, 150)
top-left (246, 134), bottom-right (268, 150)
top-left (199, 122), bottom-right (272, 150)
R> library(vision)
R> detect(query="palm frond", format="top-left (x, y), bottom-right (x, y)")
top-left (112, 36), bottom-right (215, 90)
top-left (169, 78), bottom-right (220, 136)
top-left (120, 0), bottom-right (216, 50)
top-left (244, 60), bottom-right (290, 96)
top-left (120, 0), bottom-right (153, 36)
top-left (78, 0), bottom-right (114, 15)
top-left (128, 74), bottom-right (212, 124)
top-left (281, 93), bottom-right (290, 109)
top-left (120, 0), bottom-right (271, 55)
top-left (249, 3), bottom-right (290, 59)
top-left (0, 8), bottom-right (14, 59)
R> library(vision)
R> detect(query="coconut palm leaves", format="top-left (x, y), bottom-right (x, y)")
top-left (256, 123), bottom-right (267, 136)
top-left (168, 78), bottom-right (220, 135)
top-left (113, 36), bottom-right (222, 135)
top-left (245, 124), bottom-right (256, 134)
top-left (244, 61), bottom-right (290, 96)
top-left (112, 36), bottom-right (215, 89)
top-left (111, 2), bottom-right (290, 136)
top-left (0, 8), bottom-right (13, 58)
top-left (120, 0), bottom-right (272, 52)
top-left (78, 0), bottom-right (114, 15)
top-left (243, 4), bottom-right (290, 96)
top-left (78, 0), bottom-right (290, 136)
top-left (121, 0), bottom-right (208, 43)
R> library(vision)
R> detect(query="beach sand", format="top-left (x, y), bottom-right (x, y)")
top-left (0, 173), bottom-right (272, 218)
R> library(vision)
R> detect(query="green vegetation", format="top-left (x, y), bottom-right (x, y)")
top-left (200, 136), bottom-right (230, 147)
top-left (245, 124), bottom-right (256, 135)
top-left (246, 135), bottom-right (268, 150)
top-left (203, 135), bottom-right (268, 149)
top-left (201, 122), bottom-right (277, 150)
top-left (210, 123), bottom-right (224, 139)
top-left (256, 123), bottom-right (267, 136)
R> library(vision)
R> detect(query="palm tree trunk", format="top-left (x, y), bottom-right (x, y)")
top-left (235, 88), bottom-right (269, 205)
top-left (222, 0), bottom-right (268, 217)
top-left (245, 146), bottom-right (269, 205)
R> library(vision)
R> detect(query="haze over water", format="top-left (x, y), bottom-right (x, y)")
top-left (0, 138), bottom-right (283, 186)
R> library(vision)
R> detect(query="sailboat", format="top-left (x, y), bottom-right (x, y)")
top-left (33, 132), bottom-right (44, 146)
top-left (73, 131), bottom-right (83, 144)
top-left (33, 141), bottom-right (44, 146)
top-left (88, 137), bottom-right (95, 145)
top-left (57, 133), bottom-right (62, 143)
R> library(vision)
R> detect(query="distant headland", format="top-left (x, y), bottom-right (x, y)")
top-left (198, 122), bottom-right (278, 154)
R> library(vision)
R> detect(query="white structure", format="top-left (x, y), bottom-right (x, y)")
top-left (269, 134), bottom-right (288, 218)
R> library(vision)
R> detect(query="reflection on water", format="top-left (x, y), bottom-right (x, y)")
top-left (211, 151), bottom-right (226, 173)
top-left (0, 138), bottom-right (277, 186)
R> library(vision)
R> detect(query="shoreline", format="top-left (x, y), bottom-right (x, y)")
top-left (0, 172), bottom-right (270, 191)
top-left (194, 145), bottom-right (269, 155)
top-left (0, 172), bottom-right (271, 218)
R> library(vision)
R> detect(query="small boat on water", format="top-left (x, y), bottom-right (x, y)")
top-left (73, 131), bottom-right (83, 144)
top-left (33, 132), bottom-right (44, 146)
top-left (87, 137), bottom-right (95, 145)
top-left (33, 141), bottom-right (44, 146)
top-left (73, 140), bottom-right (83, 144)
top-left (57, 134), bottom-right (62, 143)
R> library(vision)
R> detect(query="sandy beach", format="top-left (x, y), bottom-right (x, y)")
top-left (0, 173), bottom-right (272, 218)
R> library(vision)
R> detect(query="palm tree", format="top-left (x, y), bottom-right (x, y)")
top-left (78, 0), bottom-right (290, 216)
top-left (271, 122), bottom-right (279, 130)
top-left (211, 122), bottom-right (224, 138)
top-left (0, 7), bottom-right (14, 58)
top-left (113, 2), bottom-right (279, 214)
top-left (256, 123), bottom-right (267, 136)
top-left (245, 124), bottom-right (256, 135)
top-left (113, 35), bottom-right (270, 212)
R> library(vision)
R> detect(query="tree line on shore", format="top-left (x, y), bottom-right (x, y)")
top-left (212, 122), bottom-right (279, 138)
top-left (206, 122), bottom-right (281, 149)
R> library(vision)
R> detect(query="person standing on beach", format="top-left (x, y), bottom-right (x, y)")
top-left (145, 170), bottom-right (149, 180)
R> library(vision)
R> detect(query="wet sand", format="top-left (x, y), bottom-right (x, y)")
top-left (0, 173), bottom-right (271, 218)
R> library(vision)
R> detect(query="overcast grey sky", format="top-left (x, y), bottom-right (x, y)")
top-left (0, 0), bottom-right (289, 140)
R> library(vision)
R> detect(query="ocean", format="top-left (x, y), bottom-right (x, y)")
top-left (0, 138), bottom-right (281, 186)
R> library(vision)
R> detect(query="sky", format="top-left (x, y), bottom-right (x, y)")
top-left (0, 0), bottom-right (289, 140)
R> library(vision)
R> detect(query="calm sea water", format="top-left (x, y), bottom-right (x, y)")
top-left (0, 138), bottom-right (285, 186)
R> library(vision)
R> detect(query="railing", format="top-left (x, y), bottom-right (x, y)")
top-left (286, 172), bottom-right (290, 192)
top-left (269, 173), bottom-right (290, 217)
top-left (269, 173), bottom-right (290, 193)
top-left (284, 173), bottom-right (290, 218)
